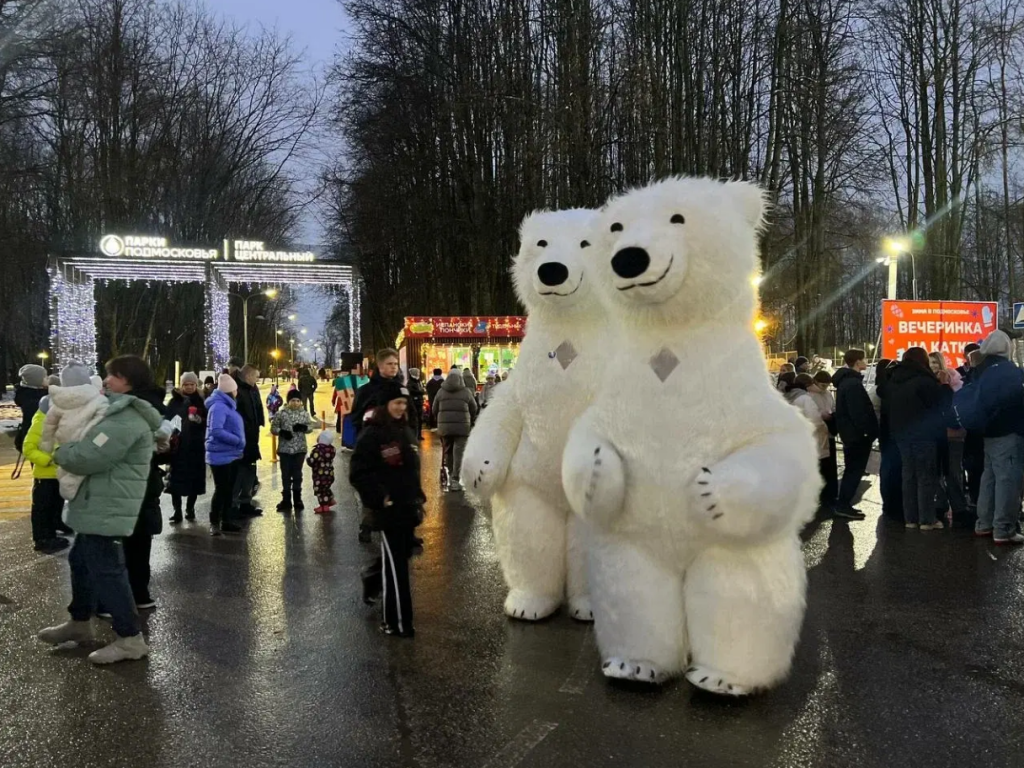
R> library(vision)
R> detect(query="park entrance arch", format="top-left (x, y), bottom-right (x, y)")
top-left (48, 234), bottom-right (358, 370)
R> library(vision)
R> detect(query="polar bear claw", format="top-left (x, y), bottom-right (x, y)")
top-left (567, 595), bottom-right (594, 622)
top-left (602, 657), bottom-right (666, 685)
top-left (685, 665), bottom-right (751, 697)
top-left (504, 589), bottom-right (560, 622)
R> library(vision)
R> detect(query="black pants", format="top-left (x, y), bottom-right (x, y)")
top-left (123, 528), bottom-right (153, 604)
top-left (232, 461), bottom-right (258, 509)
top-left (380, 520), bottom-right (414, 633)
top-left (31, 478), bottom-right (63, 543)
top-left (280, 453), bottom-right (304, 503)
top-left (303, 394), bottom-right (315, 416)
top-left (819, 438), bottom-right (838, 508)
top-left (839, 439), bottom-right (873, 508)
top-left (171, 493), bottom-right (197, 514)
top-left (210, 461), bottom-right (240, 525)
top-left (963, 433), bottom-right (984, 507)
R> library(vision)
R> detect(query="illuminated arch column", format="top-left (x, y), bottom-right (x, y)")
top-left (48, 263), bottom-right (97, 370)
top-left (205, 263), bottom-right (230, 371)
top-left (349, 278), bottom-right (361, 353)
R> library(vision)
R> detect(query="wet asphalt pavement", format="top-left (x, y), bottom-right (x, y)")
top-left (1, 434), bottom-right (1023, 768)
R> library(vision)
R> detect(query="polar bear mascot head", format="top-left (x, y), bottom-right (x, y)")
top-left (512, 208), bottom-right (600, 318)
top-left (590, 177), bottom-right (765, 327)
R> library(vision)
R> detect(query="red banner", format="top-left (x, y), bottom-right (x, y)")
top-left (881, 300), bottom-right (998, 368)
top-left (403, 316), bottom-right (526, 339)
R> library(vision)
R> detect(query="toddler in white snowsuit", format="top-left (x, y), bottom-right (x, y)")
top-left (40, 361), bottom-right (108, 500)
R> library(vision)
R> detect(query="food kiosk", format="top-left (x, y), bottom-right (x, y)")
top-left (397, 316), bottom-right (526, 381)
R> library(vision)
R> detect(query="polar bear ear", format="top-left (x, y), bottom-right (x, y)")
top-left (726, 181), bottom-right (767, 230)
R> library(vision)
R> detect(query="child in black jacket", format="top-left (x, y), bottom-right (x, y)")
top-left (349, 381), bottom-right (424, 638)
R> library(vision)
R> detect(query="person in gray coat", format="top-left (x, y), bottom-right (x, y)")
top-left (432, 370), bottom-right (479, 491)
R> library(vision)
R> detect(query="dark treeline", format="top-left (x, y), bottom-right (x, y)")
top-left (326, 0), bottom-right (1024, 355)
top-left (0, 0), bottom-right (322, 381)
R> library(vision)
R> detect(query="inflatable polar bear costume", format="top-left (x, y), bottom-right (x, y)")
top-left (463, 208), bottom-right (603, 622)
top-left (561, 177), bottom-right (821, 694)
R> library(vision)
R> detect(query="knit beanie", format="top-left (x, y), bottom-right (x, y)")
top-left (217, 373), bottom-right (238, 394)
top-left (317, 430), bottom-right (334, 445)
top-left (180, 372), bottom-right (199, 386)
top-left (60, 361), bottom-right (92, 388)
top-left (287, 388), bottom-right (301, 402)
top-left (380, 379), bottom-right (409, 404)
top-left (46, 375), bottom-right (61, 387)
top-left (980, 329), bottom-right (1012, 359)
top-left (19, 364), bottom-right (46, 388)
top-left (408, 367), bottom-right (421, 380)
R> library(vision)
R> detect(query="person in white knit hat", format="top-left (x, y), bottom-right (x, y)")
top-left (40, 361), bottom-right (108, 501)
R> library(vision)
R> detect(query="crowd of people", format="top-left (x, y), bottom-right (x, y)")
top-left (777, 330), bottom-right (1024, 544)
top-left (10, 346), bottom-right (504, 659)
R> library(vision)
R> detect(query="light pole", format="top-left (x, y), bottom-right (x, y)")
top-left (879, 237), bottom-right (917, 301)
top-left (270, 349), bottom-right (281, 383)
top-left (228, 288), bottom-right (277, 364)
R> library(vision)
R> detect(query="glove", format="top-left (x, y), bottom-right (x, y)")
top-left (294, 422), bottom-right (309, 434)
top-left (279, 429), bottom-right (294, 441)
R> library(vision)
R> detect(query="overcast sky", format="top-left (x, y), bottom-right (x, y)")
top-left (208, 0), bottom-right (350, 353)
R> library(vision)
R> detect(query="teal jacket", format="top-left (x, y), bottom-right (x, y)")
top-left (53, 393), bottom-right (163, 537)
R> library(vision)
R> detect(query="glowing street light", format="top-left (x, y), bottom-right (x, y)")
top-left (37, 351), bottom-right (49, 361)
top-left (880, 235), bottom-right (917, 300)
top-left (754, 318), bottom-right (768, 334)
top-left (751, 275), bottom-right (763, 288)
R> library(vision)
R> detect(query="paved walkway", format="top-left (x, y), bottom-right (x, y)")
top-left (1, 420), bottom-right (1023, 767)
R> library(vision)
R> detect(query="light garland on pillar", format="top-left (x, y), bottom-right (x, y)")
top-left (349, 279), bottom-right (361, 352)
top-left (204, 267), bottom-right (230, 371)
top-left (48, 266), bottom-right (98, 370)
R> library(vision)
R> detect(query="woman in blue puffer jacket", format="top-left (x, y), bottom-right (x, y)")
top-left (205, 374), bottom-right (246, 536)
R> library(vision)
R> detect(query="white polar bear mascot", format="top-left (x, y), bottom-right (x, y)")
top-left (561, 177), bottom-right (820, 694)
top-left (463, 208), bottom-right (603, 622)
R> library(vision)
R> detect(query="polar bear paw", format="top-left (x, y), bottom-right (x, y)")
top-left (685, 665), bottom-right (751, 697)
top-left (504, 589), bottom-right (560, 622)
top-left (602, 657), bottom-right (666, 685)
top-left (567, 595), bottom-right (594, 622)
top-left (465, 455), bottom-right (508, 498)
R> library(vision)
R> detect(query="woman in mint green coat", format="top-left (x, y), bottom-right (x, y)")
top-left (37, 356), bottom-right (164, 666)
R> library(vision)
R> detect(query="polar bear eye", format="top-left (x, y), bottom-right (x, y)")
top-left (610, 223), bottom-right (623, 232)
top-left (580, 240), bottom-right (590, 248)
top-left (671, 214), bottom-right (685, 224)
top-left (537, 240), bottom-right (548, 247)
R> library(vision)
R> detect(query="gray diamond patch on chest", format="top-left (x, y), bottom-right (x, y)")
top-left (650, 347), bottom-right (680, 382)
top-left (553, 340), bottom-right (578, 370)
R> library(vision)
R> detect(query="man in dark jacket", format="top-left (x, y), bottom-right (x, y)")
top-left (425, 368), bottom-right (445, 429)
top-left (406, 368), bottom-right (426, 440)
top-left (232, 364), bottom-right (264, 517)
top-left (127, 384), bottom-right (169, 609)
top-left (297, 367), bottom-right (318, 416)
top-left (954, 331), bottom-right (1024, 544)
top-left (349, 349), bottom-right (401, 542)
top-left (956, 342), bottom-right (984, 507)
top-left (833, 348), bottom-right (878, 520)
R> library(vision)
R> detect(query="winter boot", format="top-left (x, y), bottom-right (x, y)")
top-left (293, 489), bottom-right (304, 513)
top-left (277, 493), bottom-right (292, 513)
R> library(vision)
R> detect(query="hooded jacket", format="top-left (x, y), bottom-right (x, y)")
top-left (350, 415), bottom-right (424, 514)
top-left (298, 370), bottom-right (318, 397)
top-left (954, 354), bottom-right (1024, 438)
top-left (23, 409), bottom-right (58, 480)
top-left (52, 393), bottom-right (163, 537)
top-left (431, 370), bottom-right (479, 438)
top-left (41, 382), bottom-right (109, 500)
top-left (876, 363), bottom-right (949, 443)
top-left (205, 389), bottom-right (246, 466)
top-left (833, 367), bottom-right (878, 444)
top-left (350, 372), bottom-right (395, 436)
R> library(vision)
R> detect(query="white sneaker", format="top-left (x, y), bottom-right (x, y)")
top-left (994, 533), bottom-right (1024, 545)
top-left (37, 620), bottom-right (94, 646)
top-left (448, 480), bottom-right (464, 493)
top-left (88, 633), bottom-right (150, 665)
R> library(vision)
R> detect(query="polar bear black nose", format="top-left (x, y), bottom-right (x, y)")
top-left (537, 261), bottom-right (569, 287)
top-left (611, 247), bottom-right (651, 279)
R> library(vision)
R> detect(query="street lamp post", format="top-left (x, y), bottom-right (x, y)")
top-left (229, 288), bottom-right (278, 364)
top-left (881, 237), bottom-right (918, 301)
